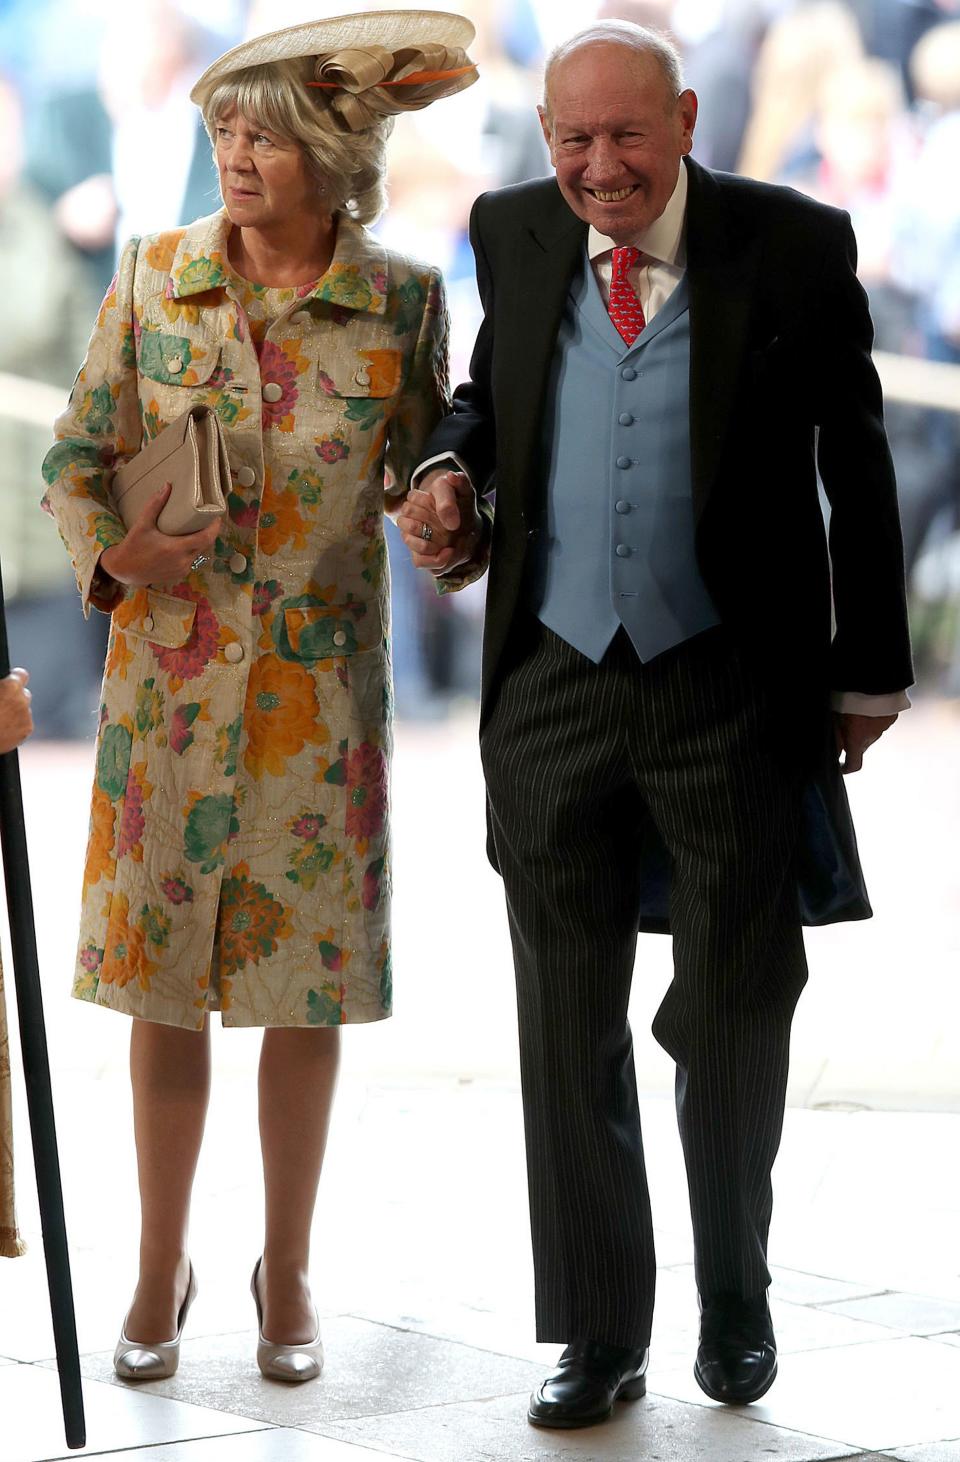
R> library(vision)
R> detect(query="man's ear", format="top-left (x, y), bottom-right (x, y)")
top-left (537, 105), bottom-right (554, 160)
top-left (678, 88), bottom-right (698, 155)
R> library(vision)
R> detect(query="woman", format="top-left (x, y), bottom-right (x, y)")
top-left (41, 11), bottom-right (476, 1383)
top-left (1, 667), bottom-right (33, 1261)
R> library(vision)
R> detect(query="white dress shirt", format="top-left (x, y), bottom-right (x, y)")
top-left (416, 164), bottom-right (910, 715)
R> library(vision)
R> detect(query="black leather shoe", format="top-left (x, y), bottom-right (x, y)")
top-left (527, 1340), bottom-right (649, 1429)
top-left (694, 1291), bottom-right (777, 1404)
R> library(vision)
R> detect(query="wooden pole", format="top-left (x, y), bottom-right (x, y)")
top-left (0, 556), bottom-right (85, 1449)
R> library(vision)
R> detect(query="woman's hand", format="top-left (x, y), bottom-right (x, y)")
top-left (0, 669), bottom-right (33, 754)
top-left (396, 471), bottom-right (483, 576)
top-left (100, 484), bottom-right (222, 587)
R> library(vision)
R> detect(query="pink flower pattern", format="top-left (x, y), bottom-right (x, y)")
top-left (153, 590), bottom-right (220, 683)
top-left (259, 340), bottom-right (302, 429)
top-left (117, 768), bottom-right (146, 858)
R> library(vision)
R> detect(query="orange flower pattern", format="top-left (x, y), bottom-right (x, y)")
top-left (243, 654), bottom-right (327, 779)
top-left (43, 208), bottom-right (449, 1028)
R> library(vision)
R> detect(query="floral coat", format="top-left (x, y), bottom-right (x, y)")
top-left (42, 209), bottom-right (449, 1029)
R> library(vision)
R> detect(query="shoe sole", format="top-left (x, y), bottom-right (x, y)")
top-left (527, 1374), bottom-right (647, 1429)
top-left (693, 1357), bottom-right (778, 1405)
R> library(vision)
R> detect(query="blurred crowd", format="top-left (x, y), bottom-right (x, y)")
top-left (1, 0), bottom-right (958, 736)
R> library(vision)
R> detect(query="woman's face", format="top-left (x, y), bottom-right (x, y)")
top-left (215, 104), bottom-right (322, 229)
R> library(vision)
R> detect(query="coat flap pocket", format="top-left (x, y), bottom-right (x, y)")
top-left (316, 349), bottom-right (403, 401)
top-left (114, 588), bottom-right (198, 648)
top-left (137, 327), bottom-right (221, 387)
top-left (281, 599), bottom-right (382, 660)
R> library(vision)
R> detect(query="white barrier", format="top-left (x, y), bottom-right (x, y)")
top-left (2, 352), bottom-right (960, 431)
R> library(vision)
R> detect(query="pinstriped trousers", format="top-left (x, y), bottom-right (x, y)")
top-left (480, 620), bottom-right (808, 1349)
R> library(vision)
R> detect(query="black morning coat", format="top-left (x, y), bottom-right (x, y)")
top-left (425, 156), bottom-right (914, 930)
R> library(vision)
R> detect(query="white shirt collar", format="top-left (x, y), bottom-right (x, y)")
top-left (587, 162), bottom-right (688, 268)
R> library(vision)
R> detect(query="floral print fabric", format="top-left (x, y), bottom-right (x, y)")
top-left (42, 209), bottom-right (449, 1029)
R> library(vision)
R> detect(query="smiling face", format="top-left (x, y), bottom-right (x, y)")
top-left (540, 43), bottom-right (697, 243)
top-left (214, 104), bottom-right (321, 231)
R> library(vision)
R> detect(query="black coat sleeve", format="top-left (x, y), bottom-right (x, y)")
top-left (420, 195), bottom-right (498, 494)
top-left (814, 213), bottom-right (913, 695)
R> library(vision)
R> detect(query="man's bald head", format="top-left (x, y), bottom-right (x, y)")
top-left (542, 21), bottom-right (684, 127)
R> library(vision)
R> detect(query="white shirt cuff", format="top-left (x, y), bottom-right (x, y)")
top-left (411, 453), bottom-right (475, 491)
top-left (831, 689), bottom-right (912, 715)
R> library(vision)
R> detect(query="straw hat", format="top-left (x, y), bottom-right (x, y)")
top-left (190, 9), bottom-right (478, 132)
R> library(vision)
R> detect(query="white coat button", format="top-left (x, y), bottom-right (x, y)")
top-left (224, 642), bottom-right (244, 663)
top-left (236, 466), bottom-right (256, 487)
top-left (142, 615), bottom-right (155, 633)
top-left (229, 552), bottom-right (247, 574)
top-left (332, 630), bottom-right (348, 648)
top-left (262, 382), bottom-right (283, 403)
top-left (292, 309), bottom-right (311, 325)
top-left (166, 355), bottom-right (183, 374)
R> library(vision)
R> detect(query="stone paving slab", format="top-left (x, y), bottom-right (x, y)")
top-left (891, 1444), bottom-right (960, 1461)
top-left (76, 1318), bottom-right (546, 1429)
top-left (818, 1293), bottom-right (960, 1337)
top-left (49, 1431), bottom-right (402, 1462)
top-left (316, 1387), bottom-right (863, 1462)
top-left (0, 1361), bottom-right (270, 1462)
top-left (652, 1337), bottom-right (960, 1452)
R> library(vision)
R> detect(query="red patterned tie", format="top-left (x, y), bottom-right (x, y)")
top-left (608, 246), bottom-right (645, 346)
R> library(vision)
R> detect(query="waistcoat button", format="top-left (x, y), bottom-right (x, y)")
top-left (616, 544), bottom-right (632, 558)
top-left (229, 552), bottom-right (247, 574)
top-left (236, 466), bottom-right (256, 488)
top-left (142, 615), bottom-right (154, 633)
top-left (224, 642), bottom-right (244, 663)
top-left (262, 382), bottom-right (283, 403)
top-left (332, 630), bottom-right (348, 648)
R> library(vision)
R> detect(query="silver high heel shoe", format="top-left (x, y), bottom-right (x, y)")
top-left (114, 1264), bottom-right (197, 1381)
top-left (251, 1258), bottom-right (324, 1382)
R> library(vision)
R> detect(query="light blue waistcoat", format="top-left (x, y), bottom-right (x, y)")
top-left (529, 250), bottom-right (720, 663)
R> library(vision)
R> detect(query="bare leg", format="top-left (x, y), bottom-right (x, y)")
top-left (124, 1018), bottom-right (211, 1342)
top-left (257, 1026), bottom-right (341, 1341)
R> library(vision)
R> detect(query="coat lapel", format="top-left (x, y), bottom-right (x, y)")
top-left (685, 158), bottom-right (760, 522)
top-left (498, 187), bottom-right (585, 513)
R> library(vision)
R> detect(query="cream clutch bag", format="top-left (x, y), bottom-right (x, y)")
top-left (112, 405), bottom-right (229, 534)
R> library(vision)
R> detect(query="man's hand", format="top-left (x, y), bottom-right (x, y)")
top-left (100, 484), bottom-right (222, 587)
top-left (0, 669), bottom-right (33, 754)
top-left (834, 711), bottom-right (898, 774)
top-left (396, 469), bottom-right (483, 576)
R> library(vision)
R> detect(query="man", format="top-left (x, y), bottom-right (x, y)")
top-left (397, 21), bottom-right (912, 1430)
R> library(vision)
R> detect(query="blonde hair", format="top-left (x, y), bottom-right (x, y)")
top-left (910, 21), bottom-right (960, 112)
top-left (201, 57), bottom-right (392, 225)
top-left (737, 2), bottom-right (863, 180)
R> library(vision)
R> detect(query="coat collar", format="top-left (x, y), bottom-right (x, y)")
top-left (683, 156), bottom-right (760, 520)
top-left (167, 208), bottom-right (389, 315)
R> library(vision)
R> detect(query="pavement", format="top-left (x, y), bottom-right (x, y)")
top-left (0, 699), bottom-right (958, 1461)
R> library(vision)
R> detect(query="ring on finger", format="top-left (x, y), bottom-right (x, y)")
top-left (191, 554), bottom-right (208, 570)
top-left (420, 522), bottom-right (434, 542)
